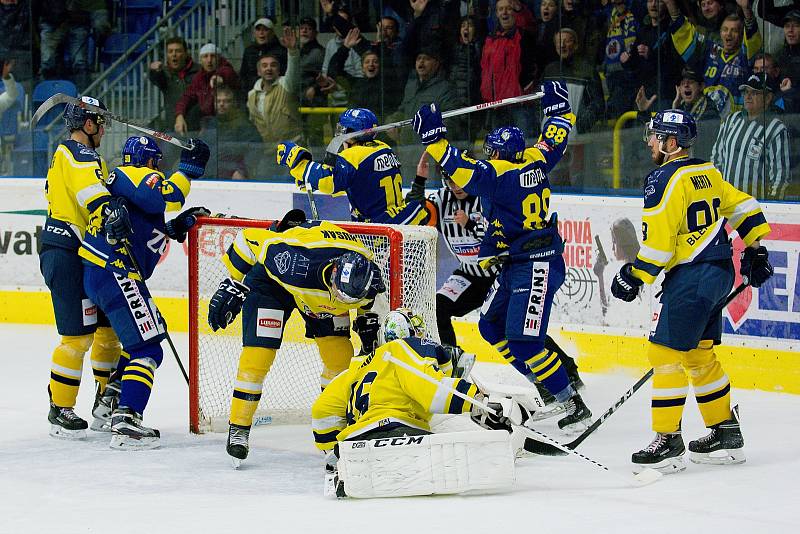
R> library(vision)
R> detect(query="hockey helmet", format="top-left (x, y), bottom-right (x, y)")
top-left (336, 108), bottom-right (378, 142)
top-left (330, 251), bottom-right (378, 303)
top-left (63, 95), bottom-right (108, 131)
top-left (122, 136), bottom-right (163, 169)
top-left (483, 126), bottom-right (525, 161)
top-left (381, 308), bottom-right (426, 344)
top-left (644, 109), bottom-right (697, 148)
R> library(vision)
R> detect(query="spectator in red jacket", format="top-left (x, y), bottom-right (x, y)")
top-left (174, 43), bottom-right (240, 135)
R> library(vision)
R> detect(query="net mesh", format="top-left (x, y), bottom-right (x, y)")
top-left (189, 219), bottom-right (439, 433)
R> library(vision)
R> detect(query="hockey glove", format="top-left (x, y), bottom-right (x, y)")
top-left (178, 139), bottom-right (210, 179)
top-left (413, 103), bottom-right (447, 145)
top-left (442, 345), bottom-right (476, 379)
top-left (611, 263), bottom-right (643, 302)
top-left (541, 80), bottom-right (571, 117)
top-left (208, 278), bottom-right (250, 332)
top-left (741, 245), bottom-right (773, 288)
top-left (470, 394), bottom-right (527, 432)
top-left (276, 142), bottom-right (311, 171)
top-left (353, 312), bottom-right (380, 354)
top-left (165, 206), bottom-right (211, 242)
top-left (103, 197), bottom-right (133, 245)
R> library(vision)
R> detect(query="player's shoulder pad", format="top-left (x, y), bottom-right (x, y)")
top-left (61, 139), bottom-right (100, 163)
top-left (642, 158), bottom-right (703, 208)
top-left (340, 141), bottom-right (387, 168)
top-left (402, 336), bottom-right (440, 359)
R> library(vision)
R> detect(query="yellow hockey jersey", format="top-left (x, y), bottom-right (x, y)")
top-left (222, 221), bottom-right (383, 316)
top-left (311, 337), bottom-right (479, 451)
top-left (42, 140), bottom-right (110, 250)
top-left (631, 156), bottom-right (770, 285)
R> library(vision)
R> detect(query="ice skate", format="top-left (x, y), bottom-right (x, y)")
top-left (557, 394), bottom-right (592, 433)
top-left (90, 379), bottom-right (120, 432)
top-left (48, 402), bottom-right (88, 440)
top-left (524, 379), bottom-right (567, 422)
top-left (227, 424), bottom-right (250, 468)
top-left (632, 432), bottom-right (686, 474)
top-left (110, 407), bottom-right (160, 450)
top-left (689, 406), bottom-right (745, 465)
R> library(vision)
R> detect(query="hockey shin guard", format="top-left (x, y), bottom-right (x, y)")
top-left (49, 334), bottom-right (93, 407)
top-left (316, 336), bottom-right (353, 389)
top-left (119, 345), bottom-right (163, 414)
top-left (647, 343), bottom-right (688, 433)
top-left (517, 344), bottom-right (572, 402)
top-left (90, 327), bottom-right (121, 392)
top-left (229, 346), bottom-right (276, 427)
top-left (682, 340), bottom-right (731, 427)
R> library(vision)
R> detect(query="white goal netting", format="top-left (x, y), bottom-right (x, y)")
top-left (188, 218), bottom-right (439, 433)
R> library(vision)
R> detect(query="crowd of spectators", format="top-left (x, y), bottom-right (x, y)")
top-left (0, 0), bottom-right (798, 198)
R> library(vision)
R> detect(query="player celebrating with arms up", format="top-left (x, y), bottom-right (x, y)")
top-left (611, 110), bottom-right (772, 473)
top-left (411, 82), bottom-right (592, 432)
top-left (207, 212), bottom-right (386, 467)
top-left (276, 108), bottom-right (429, 225)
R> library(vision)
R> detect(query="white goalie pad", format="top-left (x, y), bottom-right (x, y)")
top-left (338, 430), bottom-right (515, 498)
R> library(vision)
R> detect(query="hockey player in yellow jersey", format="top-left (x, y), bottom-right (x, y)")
top-left (207, 211), bottom-right (387, 467)
top-left (40, 96), bottom-right (122, 439)
top-left (610, 109), bottom-right (773, 473)
top-left (312, 308), bottom-right (524, 497)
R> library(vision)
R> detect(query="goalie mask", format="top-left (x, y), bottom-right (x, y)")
top-left (381, 308), bottom-right (425, 344)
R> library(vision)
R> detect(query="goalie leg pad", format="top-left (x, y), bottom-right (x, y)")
top-left (338, 430), bottom-right (515, 498)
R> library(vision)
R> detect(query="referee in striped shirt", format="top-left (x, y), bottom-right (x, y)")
top-left (711, 72), bottom-right (791, 200)
top-left (408, 152), bottom-right (584, 393)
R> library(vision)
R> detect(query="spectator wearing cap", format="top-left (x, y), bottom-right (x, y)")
top-left (542, 28), bottom-right (605, 134)
top-left (241, 18), bottom-right (287, 92)
top-left (148, 36), bottom-right (200, 132)
top-left (622, 0), bottom-right (683, 113)
top-left (480, 0), bottom-right (537, 133)
top-left (711, 73), bottom-right (791, 199)
top-left (777, 10), bottom-right (800, 96)
top-left (174, 43), bottom-right (240, 135)
top-left (665, 0), bottom-right (760, 117)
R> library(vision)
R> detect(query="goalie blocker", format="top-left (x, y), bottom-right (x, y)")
top-left (335, 430), bottom-right (515, 498)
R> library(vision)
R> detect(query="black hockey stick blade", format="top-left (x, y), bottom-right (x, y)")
top-left (30, 93), bottom-right (73, 129)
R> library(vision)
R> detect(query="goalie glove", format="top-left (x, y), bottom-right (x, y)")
top-left (353, 312), bottom-right (380, 355)
top-left (470, 394), bottom-right (528, 432)
top-left (165, 206), bottom-right (211, 242)
top-left (208, 278), bottom-right (250, 332)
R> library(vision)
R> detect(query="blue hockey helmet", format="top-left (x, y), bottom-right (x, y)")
top-left (336, 108), bottom-right (378, 142)
top-left (644, 109), bottom-right (697, 148)
top-left (330, 251), bottom-right (378, 303)
top-left (63, 95), bottom-right (108, 130)
top-left (483, 126), bottom-right (525, 161)
top-left (122, 136), bottom-right (163, 169)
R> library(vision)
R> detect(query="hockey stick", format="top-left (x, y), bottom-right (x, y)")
top-left (382, 352), bottom-right (662, 486)
top-left (524, 282), bottom-right (749, 456)
top-left (118, 239), bottom-right (190, 386)
top-left (31, 93), bottom-right (194, 150)
top-left (325, 92), bottom-right (545, 156)
top-left (306, 188), bottom-right (319, 220)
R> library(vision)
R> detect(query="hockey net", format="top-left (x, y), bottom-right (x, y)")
top-left (188, 217), bottom-right (439, 433)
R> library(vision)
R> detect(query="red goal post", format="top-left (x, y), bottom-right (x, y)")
top-left (187, 217), bottom-right (439, 433)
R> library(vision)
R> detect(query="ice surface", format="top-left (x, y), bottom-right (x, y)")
top-left (1, 324), bottom-right (797, 533)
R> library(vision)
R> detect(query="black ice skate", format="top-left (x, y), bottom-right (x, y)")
top-left (110, 407), bottom-right (160, 450)
top-left (91, 379), bottom-right (121, 432)
top-left (48, 402), bottom-right (88, 440)
top-left (557, 394), bottom-right (592, 433)
top-left (689, 405), bottom-right (745, 465)
top-left (524, 379), bottom-right (567, 423)
top-left (227, 424), bottom-right (251, 469)
top-left (632, 432), bottom-right (686, 474)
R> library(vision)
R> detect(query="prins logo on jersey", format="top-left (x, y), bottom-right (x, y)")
top-left (373, 153), bottom-right (400, 172)
top-left (523, 263), bottom-right (549, 336)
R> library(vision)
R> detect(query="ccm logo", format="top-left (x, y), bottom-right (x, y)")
top-left (258, 318), bottom-right (282, 328)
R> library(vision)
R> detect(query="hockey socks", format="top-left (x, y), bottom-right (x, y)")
top-left (49, 334), bottom-right (92, 408)
top-left (90, 327), bottom-right (121, 392)
top-left (229, 346), bottom-right (275, 427)
top-left (119, 349), bottom-right (162, 414)
top-left (315, 336), bottom-right (353, 389)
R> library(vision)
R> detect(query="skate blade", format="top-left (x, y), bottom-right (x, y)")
top-left (230, 456), bottom-right (243, 469)
top-left (526, 404), bottom-right (567, 423)
top-left (49, 425), bottom-right (87, 440)
top-left (634, 455), bottom-right (686, 475)
top-left (324, 473), bottom-right (337, 497)
top-left (90, 418), bottom-right (112, 432)
top-left (110, 434), bottom-right (160, 450)
top-left (558, 418), bottom-right (591, 435)
top-left (689, 449), bottom-right (746, 465)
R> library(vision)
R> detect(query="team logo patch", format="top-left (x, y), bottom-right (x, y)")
top-left (256, 309), bottom-right (283, 338)
top-left (520, 168), bottom-right (546, 188)
top-left (341, 262), bottom-right (353, 283)
top-left (523, 263), bottom-right (549, 336)
top-left (534, 141), bottom-right (552, 153)
top-left (82, 298), bottom-right (98, 326)
top-left (274, 251), bottom-right (291, 274)
top-left (437, 274), bottom-right (471, 302)
top-left (145, 173), bottom-right (160, 189)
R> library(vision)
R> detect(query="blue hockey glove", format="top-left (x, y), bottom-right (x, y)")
top-left (413, 103), bottom-right (447, 145)
top-left (276, 142), bottom-right (311, 171)
top-left (103, 197), bottom-right (133, 245)
top-left (208, 277), bottom-right (250, 332)
top-left (541, 80), bottom-right (571, 117)
top-left (178, 139), bottom-right (210, 178)
top-left (611, 263), bottom-right (643, 302)
top-left (353, 312), bottom-right (380, 355)
top-left (165, 206), bottom-right (211, 242)
top-left (740, 245), bottom-right (773, 288)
